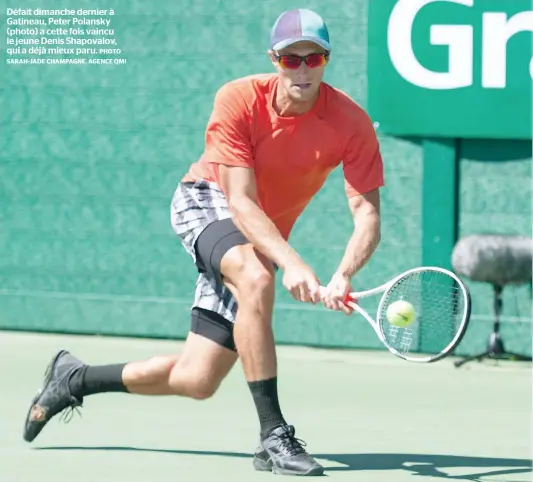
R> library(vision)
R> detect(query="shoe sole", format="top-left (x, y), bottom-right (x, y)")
top-left (253, 456), bottom-right (273, 472)
top-left (272, 465), bottom-right (324, 477)
top-left (23, 350), bottom-right (69, 442)
top-left (254, 456), bottom-right (324, 476)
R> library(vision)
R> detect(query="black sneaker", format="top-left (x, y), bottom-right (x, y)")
top-left (253, 424), bottom-right (324, 476)
top-left (23, 350), bottom-right (85, 442)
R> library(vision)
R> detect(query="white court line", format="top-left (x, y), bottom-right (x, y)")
top-left (0, 288), bottom-right (319, 312)
top-left (0, 289), bottom-right (531, 322)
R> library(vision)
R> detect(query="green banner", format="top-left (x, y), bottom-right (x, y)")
top-left (368, 0), bottom-right (532, 139)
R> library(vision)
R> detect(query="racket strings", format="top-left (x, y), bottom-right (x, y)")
top-left (379, 271), bottom-right (467, 358)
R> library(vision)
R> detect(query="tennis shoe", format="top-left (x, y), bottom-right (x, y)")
top-left (253, 424), bottom-right (324, 476)
top-left (23, 350), bottom-right (85, 442)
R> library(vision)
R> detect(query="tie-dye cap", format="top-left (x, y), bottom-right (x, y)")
top-left (270, 9), bottom-right (331, 52)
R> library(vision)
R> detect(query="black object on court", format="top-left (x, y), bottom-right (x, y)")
top-left (451, 234), bottom-right (532, 367)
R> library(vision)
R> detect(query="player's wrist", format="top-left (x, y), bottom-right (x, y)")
top-left (335, 267), bottom-right (355, 280)
top-left (277, 248), bottom-right (303, 271)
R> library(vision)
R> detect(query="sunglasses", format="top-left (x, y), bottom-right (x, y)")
top-left (274, 52), bottom-right (330, 70)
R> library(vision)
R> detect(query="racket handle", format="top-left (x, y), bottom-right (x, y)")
top-left (318, 286), bottom-right (357, 305)
top-left (344, 293), bottom-right (357, 305)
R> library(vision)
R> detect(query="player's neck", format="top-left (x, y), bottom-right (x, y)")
top-left (274, 86), bottom-right (319, 117)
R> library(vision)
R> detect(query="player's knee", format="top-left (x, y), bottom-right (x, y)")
top-left (221, 245), bottom-right (275, 308)
top-left (168, 360), bottom-right (221, 399)
top-left (240, 264), bottom-right (274, 295)
top-left (226, 253), bottom-right (274, 297)
top-left (188, 381), bottom-right (218, 400)
top-left (171, 376), bottom-right (219, 400)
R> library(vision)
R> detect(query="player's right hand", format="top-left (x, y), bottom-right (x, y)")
top-left (282, 260), bottom-right (321, 304)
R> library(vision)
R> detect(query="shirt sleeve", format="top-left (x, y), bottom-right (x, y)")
top-left (203, 82), bottom-right (254, 169)
top-left (342, 112), bottom-right (385, 198)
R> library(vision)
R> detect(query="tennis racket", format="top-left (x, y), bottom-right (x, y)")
top-left (320, 266), bottom-right (471, 363)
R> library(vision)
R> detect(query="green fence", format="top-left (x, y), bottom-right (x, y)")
top-left (1, 0), bottom-right (531, 356)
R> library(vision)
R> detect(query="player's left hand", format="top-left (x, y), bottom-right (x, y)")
top-left (322, 272), bottom-right (354, 315)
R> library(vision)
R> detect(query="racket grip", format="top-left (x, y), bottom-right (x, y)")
top-left (344, 293), bottom-right (356, 305)
top-left (319, 286), bottom-right (357, 305)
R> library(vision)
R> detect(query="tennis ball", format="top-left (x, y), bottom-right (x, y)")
top-left (386, 300), bottom-right (416, 328)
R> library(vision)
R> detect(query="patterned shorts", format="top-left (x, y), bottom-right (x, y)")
top-left (170, 179), bottom-right (240, 323)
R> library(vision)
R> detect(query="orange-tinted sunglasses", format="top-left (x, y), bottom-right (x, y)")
top-left (274, 52), bottom-right (330, 70)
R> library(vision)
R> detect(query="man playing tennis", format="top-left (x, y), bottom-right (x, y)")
top-left (23, 8), bottom-right (383, 477)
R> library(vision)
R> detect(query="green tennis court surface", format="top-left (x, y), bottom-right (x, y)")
top-left (1, 331), bottom-right (531, 481)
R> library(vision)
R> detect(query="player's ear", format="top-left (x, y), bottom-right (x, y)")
top-left (268, 49), bottom-right (277, 65)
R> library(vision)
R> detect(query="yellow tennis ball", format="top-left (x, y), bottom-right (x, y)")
top-left (386, 300), bottom-right (416, 328)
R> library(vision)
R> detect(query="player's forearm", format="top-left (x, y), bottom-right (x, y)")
top-left (229, 197), bottom-right (301, 270)
top-left (336, 212), bottom-right (381, 279)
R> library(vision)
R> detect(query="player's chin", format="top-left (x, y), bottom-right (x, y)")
top-left (289, 84), bottom-right (318, 100)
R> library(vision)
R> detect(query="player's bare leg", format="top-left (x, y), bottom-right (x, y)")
top-left (221, 246), bottom-right (277, 382)
top-left (122, 333), bottom-right (237, 397)
top-left (220, 244), bottom-right (324, 476)
top-left (22, 332), bottom-right (237, 442)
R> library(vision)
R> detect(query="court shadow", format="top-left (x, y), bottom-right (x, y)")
top-left (316, 453), bottom-right (532, 480)
top-left (36, 446), bottom-right (532, 480)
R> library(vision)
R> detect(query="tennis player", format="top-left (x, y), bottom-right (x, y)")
top-left (23, 8), bottom-right (383, 477)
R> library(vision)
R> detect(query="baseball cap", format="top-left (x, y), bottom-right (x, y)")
top-left (270, 9), bottom-right (331, 52)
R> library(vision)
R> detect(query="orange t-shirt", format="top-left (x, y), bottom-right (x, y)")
top-left (183, 73), bottom-right (384, 240)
